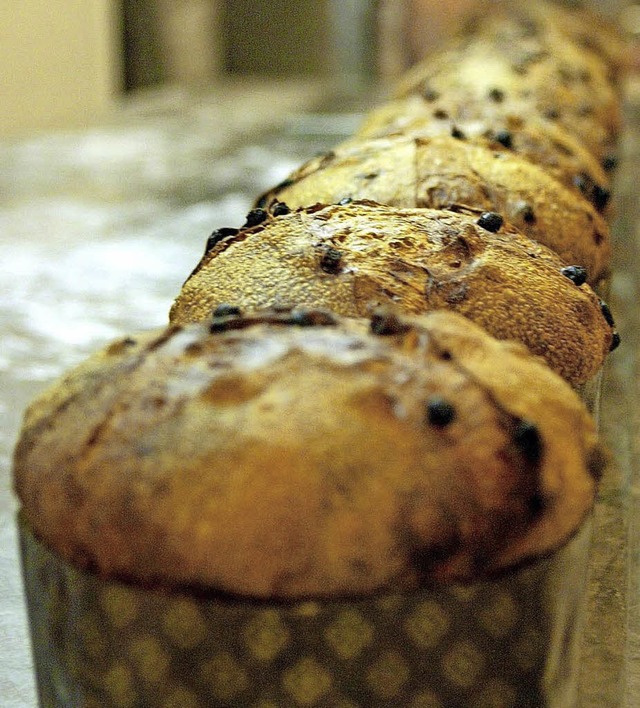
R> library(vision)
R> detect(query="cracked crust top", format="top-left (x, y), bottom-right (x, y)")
top-left (257, 135), bottom-right (611, 285)
top-left (170, 201), bottom-right (616, 386)
top-left (13, 308), bottom-right (605, 598)
top-left (354, 96), bottom-right (612, 215)
top-left (396, 6), bottom-right (622, 160)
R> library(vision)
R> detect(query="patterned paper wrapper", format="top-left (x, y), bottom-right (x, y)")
top-left (19, 508), bottom-right (594, 708)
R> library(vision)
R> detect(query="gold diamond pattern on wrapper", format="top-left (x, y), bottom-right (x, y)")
top-left (282, 657), bottom-right (333, 705)
top-left (478, 592), bottom-right (519, 640)
top-left (410, 690), bottom-right (444, 708)
top-left (162, 597), bottom-right (207, 650)
top-left (161, 685), bottom-right (200, 708)
top-left (244, 608), bottom-right (291, 662)
top-left (102, 663), bottom-right (137, 708)
top-left (201, 652), bottom-right (249, 703)
top-left (19, 515), bottom-right (592, 707)
top-left (475, 679), bottom-right (519, 708)
top-left (441, 640), bottom-right (486, 690)
top-left (514, 627), bottom-right (547, 673)
top-left (101, 586), bottom-right (139, 630)
top-left (127, 635), bottom-right (171, 687)
top-left (325, 609), bottom-right (374, 660)
top-left (78, 613), bottom-right (109, 661)
top-left (366, 649), bottom-right (411, 699)
top-left (405, 599), bottom-right (450, 649)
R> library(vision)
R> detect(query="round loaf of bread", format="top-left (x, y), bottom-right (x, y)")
top-left (258, 136), bottom-right (611, 284)
top-left (13, 308), bottom-right (605, 598)
top-left (481, 0), bottom-right (628, 82)
top-left (395, 30), bottom-right (621, 160)
top-left (354, 96), bottom-right (611, 213)
top-left (170, 201), bottom-right (615, 385)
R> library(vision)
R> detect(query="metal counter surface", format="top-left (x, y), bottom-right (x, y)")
top-left (0, 80), bottom-right (638, 706)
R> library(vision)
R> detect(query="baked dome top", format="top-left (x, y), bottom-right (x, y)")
top-left (14, 308), bottom-right (604, 598)
top-left (171, 201), bottom-right (615, 385)
top-left (258, 136), bottom-right (611, 285)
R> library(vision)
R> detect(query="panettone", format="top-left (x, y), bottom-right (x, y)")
top-left (354, 96), bottom-right (612, 213)
top-left (13, 308), bottom-right (605, 598)
top-left (258, 136), bottom-right (611, 284)
top-left (395, 28), bottom-right (621, 161)
top-left (170, 201), bottom-right (616, 386)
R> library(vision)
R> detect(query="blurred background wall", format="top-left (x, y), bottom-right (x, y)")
top-left (0, 0), bottom-right (121, 136)
top-left (0, 0), bottom-right (630, 138)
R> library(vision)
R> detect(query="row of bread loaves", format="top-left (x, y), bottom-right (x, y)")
top-left (14, 0), bottom-right (625, 602)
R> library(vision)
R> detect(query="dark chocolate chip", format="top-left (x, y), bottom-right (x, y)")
top-left (212, 304), bottom-right (242, 318)
top-left (320, 247), bottom-right (342, 274)
top-left (271, 201), bottom-right (291, 217)
top-left (477, 212), bottom-right (504, 233)
top-left (610, 331), bottom-right (621, 351)
top-left (587, 444), bottom-right (608, 482)
top-left (513, 420), bottom-right (543, 465)
top-left (578, 68), bottom-right (592, 83)
top-left (107, 336), bottom-right (138, 356)
top-left (593, 185), bottom-right (611, 212)
top-left (519, 204), bottom-right (536, 224)
top-left (599, 299), bottom-right (615, 327)
top-left (316, 150), bottom-right (336, 166)
top-left (426, 398), bottom-right (457, 427)
top-left (527, 492), bottom-right (546, 516)
top-left (288, 309), bottom-right (337, 327)
top-left (433, 109), bottom-right (449, 120)
top-left (362, 172), bottom-right (379, 180)
top-left (561, 265), bottom-right (588, 286)
top-left (209, 320), bottom-right (233, 333)
top-left (602, 154), bottom-right (618, 172)
top-left (243, 208), bottom-right (268, 228)
top-left (423, 87), bottom-right (440, 102)
top-left (577, 103), bottom-right (594, 117)
top-left (558, 65), bottom-right (576, 85)
top-left (519, 18), bottom-right (540, 37)
top-left (488, 88), bottom-right (505, 103)
top-left (451, 126), bottom-right (466, 140)
top-left (493, 129), bottom-right (513, 149)
top-left (574, 174), bottom-right (610, 212)
top-left (205, 227), bottom-right (239, 253)
top-left (370, 311), bottom-right (411, 336)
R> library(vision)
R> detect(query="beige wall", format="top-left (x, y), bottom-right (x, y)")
top-left (221, 0), bottom-right (329, 77)
top-left (0, 0), bottom-right (120, 137)
top-left (156, 0), bottom-right (220, 85)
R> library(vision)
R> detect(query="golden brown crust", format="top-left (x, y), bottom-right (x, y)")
top-left (13, 309), bottom-right (604, 598)
top-left (500, 0), bottom-right (629, 81)
top-left (395, 25), bottom-right (621, 160)
top-left (259, 136), bottom-right (611, 284)
top-left (170, 201), bottom-right (614, 385)
top-left (354, 96), bottom-right (612, 214)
